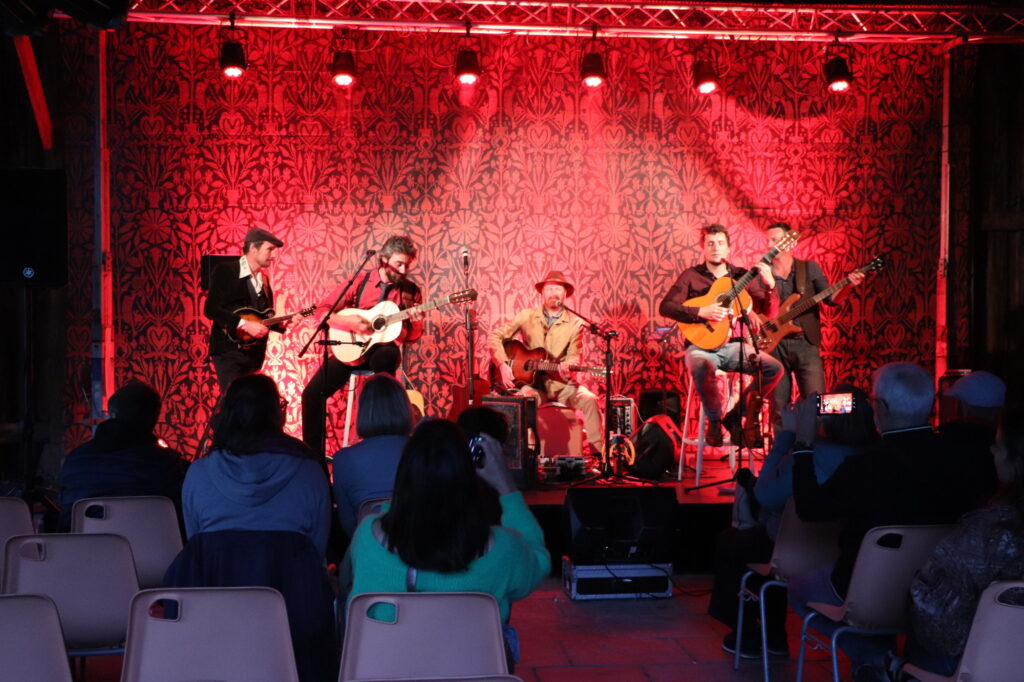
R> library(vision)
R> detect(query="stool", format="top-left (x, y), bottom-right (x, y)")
top-left (342, 369), bottom-right (375, 448)
top-left (679, 370), bottom-right (737, 485)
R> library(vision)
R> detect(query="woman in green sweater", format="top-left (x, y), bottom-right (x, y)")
top-left (348, 418), bottom-right (550, 656)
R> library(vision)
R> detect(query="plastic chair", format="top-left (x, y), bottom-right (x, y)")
top-left (352, 677), bottom-right (523, 681)
top-left (0, 496), bottom-right (34, 587)
top-left (340, 592), bottom-right (508, 681)
top-left (357, 497), bottom-right (391, 525)
top-left (71, 495), bottom-right (183, 588)
top-left (0, 594), bottom-right (74, 682)
top-left (735, 499), bottom-right (843, 681)
top-left (1, 532), bottom-right (139, 655)
top-left (343, 369), bottom-right (376, 447)
top-left (901, 580), bottom-right (1024, 682)
top-left (121, 586), bottom-right (299, 682)
top-left (795, 524), bottom-right (954, 682)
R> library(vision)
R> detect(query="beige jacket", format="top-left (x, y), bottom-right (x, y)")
top-left (487, 306), bottom-right (585, 394)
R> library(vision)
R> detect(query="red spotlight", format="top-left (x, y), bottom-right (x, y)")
top-left (455, 49), bottom-right (480, 85)
top-left (330, 50), bottom-right (356, 87)
top-left (219, 40), bottom-right (246, 79)
top-left (581, 52), bottom-right (606, 88)
top-left (825, 56), bottom-right (853, 93)
top-left (693, 59), bottom-right (718, 94)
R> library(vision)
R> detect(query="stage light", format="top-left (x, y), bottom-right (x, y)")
top-left (220, 40), bottom-right (246, 79)
top-left (455, 49), bottom-right (480, 85)
top-left (330, 50), bottom-right (356, 87)
top-left (693, 59), bottom-right (718, 94)
top-left (581, 51), bottom-right (606, 88)
top-left (825, 55), bottom-right (853, 93)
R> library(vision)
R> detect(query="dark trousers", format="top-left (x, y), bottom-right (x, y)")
top-left (708, 524), bottom-right (787, 638)
top-left (211, 348), bottom-right (265, 392)
top-left (770, 335), bottom-right (825, 420)
top-left (301, 344), bottom-right (401, 455)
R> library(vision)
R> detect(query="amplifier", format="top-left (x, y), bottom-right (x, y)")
top-left (480, 396), bottom-right (537, 489)
top-left (609, 396), bottom-right (636, 435)
top-left (562, 557), bottom-right (673, 600)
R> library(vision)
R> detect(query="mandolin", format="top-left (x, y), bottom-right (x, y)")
top-left (226, 305), bottom-right (316, 348)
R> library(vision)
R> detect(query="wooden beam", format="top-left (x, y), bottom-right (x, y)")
top-left (12, 35), bottom-right (53, 151)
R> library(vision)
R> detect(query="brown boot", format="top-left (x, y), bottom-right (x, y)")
top-left (705, 419), bottom-right (724, 447)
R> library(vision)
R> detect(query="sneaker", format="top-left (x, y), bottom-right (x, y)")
top-left (721, 631), bottom-right (760, 660)
top-left (705, 419), bottom-right (724, 447)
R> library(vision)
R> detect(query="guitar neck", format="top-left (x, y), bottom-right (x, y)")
top-left (532, 361), bottom-right (601, 373)
top-left (776, 263), bottom-right (872, 324)
top-left (262, 306), bottom-right (314, 327)
top-left (722, 246), bottom-right (781, 304)
top-left (385, 295), bottom-right (451, 324)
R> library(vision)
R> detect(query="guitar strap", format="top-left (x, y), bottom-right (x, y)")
top-left (353, 271), bottom-right (372, 307)
top-left (796, 259), bottom-right (809, 297)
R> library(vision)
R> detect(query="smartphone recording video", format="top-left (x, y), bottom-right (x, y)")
top-left (817, 392), bottom-right (855, 415)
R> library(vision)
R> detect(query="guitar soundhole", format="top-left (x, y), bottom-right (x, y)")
top-left (372, 317), bottom-right (386, 331)
top-left (523, 361), bottom-right (536, 371)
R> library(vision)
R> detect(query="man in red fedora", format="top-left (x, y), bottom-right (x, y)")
top-left (487, 270), bottom-right (604, 457)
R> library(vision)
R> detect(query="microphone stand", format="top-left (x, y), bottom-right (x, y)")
top-left (299, 248), bottom-right (377, 459)
top-left (564, 303), bottom-right (651, 486)
top-left (462, 251), bottom-right (477, 407)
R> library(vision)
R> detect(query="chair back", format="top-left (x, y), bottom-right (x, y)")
top-left (770, 500), bottom-right (843, 581)
top-left (954, 580), bottom-right (1024, 682)
top-left (1, 533), bottom-right (139, 650)
top-left (843, 524), bottom-right (952, 629)
top-left (71, 495), bottom-right (183, 588)
top-left (0, 496), bottom-right (33, 544)
top-left (121, 586), bottom-right (299, 682)
top-left (341, 592), bottom-right (508, 681)
top-left (357, 497), bottom-right (391, 524)
top-left (0, 594), bottom-right (73, 682)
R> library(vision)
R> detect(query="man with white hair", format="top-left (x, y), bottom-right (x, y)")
top-left (785, 362), bottom-right (983, 679)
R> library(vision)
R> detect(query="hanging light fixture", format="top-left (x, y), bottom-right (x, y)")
top-left (693, 58), bottom-right (718, 94)
top-left (219, 12), bottom-right (246, 79)
top-left (330, 50), bottom-right (356, 87)
top-left (580, 25), bottom-right (606, 88)
top-left (455, 22), bottom-right (480, 85)
top-left (824, 41), bottom-right (853, 93)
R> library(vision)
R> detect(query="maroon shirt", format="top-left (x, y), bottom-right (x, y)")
top-left (659, 261), bottom-right (777, 335)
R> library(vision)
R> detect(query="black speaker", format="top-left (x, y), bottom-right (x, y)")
top-left (200, 254), bottom-right (238, 291)
top-left (639, 390), bottom-right (681, 425)
top-left (565, 487), bottom-right (677, 565)
top-left (481, 395), bottom-right (537, 489)
top-left (0, 168), bottom-right (68, 287)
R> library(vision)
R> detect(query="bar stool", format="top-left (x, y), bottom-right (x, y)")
top-left (679, 369), bottom-right (737, 485)
top-left (341, 369), bottom-right (375, 448)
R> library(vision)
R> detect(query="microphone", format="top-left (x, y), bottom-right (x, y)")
top-left (365, 249), bottom-right (377, 256)
top-left (461, 246), bottom-right (470, 270)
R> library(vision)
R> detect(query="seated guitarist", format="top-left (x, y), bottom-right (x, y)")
top-left (300, 234), bottom-right (423, 455)
top-left (659, 224), bottom-right (783, 447)
top-left (204, 228), bottom-right (301, 392)
top-left (487, 270), bottom-right (605, 457)
top-left (764, 222), bottom-right (864, 420)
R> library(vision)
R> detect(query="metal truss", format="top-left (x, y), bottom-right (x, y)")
top-left (122, 2), bottom-right (1024, 44)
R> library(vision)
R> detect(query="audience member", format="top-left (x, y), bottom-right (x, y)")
top-left (57, 379), bottom-right (186, 531)
top-left (348, 419), bottom-right (549, 666)
top-left (903, 408), bottom-right (1024, 676)
top-left (332, 373), bottom-right (412, 537)
top-left (936, 370), bottom-right (1005, 510)
top-left (457, 405), bottom-right (511, 525)
top-left (711, 384), bottom-right (877, 659)
top-left (182, 373), bottom-right (331, 554)
top-left (787, 362), bottom-right (985, 679)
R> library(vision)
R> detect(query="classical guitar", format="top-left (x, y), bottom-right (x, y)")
top-left (328, 288), bottom-right (477, 364)
top-left (226, 305), bottom-right (316, 348)
top-left (752, 255), bottom-right (885, 353)
top-left (490, 339), bottom-right (608, 390)
top-left (677, 230), bottom-right (799, 350)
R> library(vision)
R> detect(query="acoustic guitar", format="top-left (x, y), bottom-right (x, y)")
top-left (328, 288), bottom-right (477, 364)
top-left (677, 230), bottom-right (799, 350)
top-left (226, 305), bottom-right (316, 348)
top-left (490, 339), bottom-right (608, 390)
top-left (752, 255), bottom-right (885, 353)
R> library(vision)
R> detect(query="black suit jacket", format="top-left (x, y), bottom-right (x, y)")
top-left (204, 259), bottom-right (275, 359)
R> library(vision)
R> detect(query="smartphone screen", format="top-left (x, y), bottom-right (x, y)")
top-left (818, 392), bottom-right (855, 415)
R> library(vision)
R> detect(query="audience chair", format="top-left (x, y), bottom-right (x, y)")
top-left (901, 580), bottom-right (1024, 682)
top-left (121, 586), bottom-right (299, 682)
top-left (0, 593), bottom-right (73, 682)
top-left (735, 499), bottom-right (843, 681)
top-left (1, 532), bottom-right (139, 656)
top-left (341, 592), bottom-right (508, 681)
top-left (795, 524), bottom-right (953, 682)
top-left (0, 496), bottom-right (34, 587)
top-left (350, 677), bottom-right (523, 681)
top-left (71, 495), bottom-right (183, 588)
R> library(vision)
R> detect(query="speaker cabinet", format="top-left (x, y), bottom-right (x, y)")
top-left (0, 168), bottom-right (67, 288)
top-left (481, 395), bottom-right (537, 489)
top-left (564, 487), bottom-right (677, 565)
top-left (639, 390), bottom-right (681, 426)
top-left (200, 254), bottom-right (238, 291)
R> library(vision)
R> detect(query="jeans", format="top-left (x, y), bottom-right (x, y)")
top-left (685, 342), bottom-right (783, 421)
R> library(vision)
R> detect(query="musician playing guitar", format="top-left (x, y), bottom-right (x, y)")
top-left (487, 270), bottom-right (605, 457)
top-left (763, 222), bottom-right (864, 419)
top-left (204, 228), bottom-right (304, 391)
top-left (300, 234), bottom-right (425, 455)
top-left (659, 224), bottom-right (783, 447)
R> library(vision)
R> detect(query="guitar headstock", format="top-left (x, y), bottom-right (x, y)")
top-left (449, 289), bottom-right (478, 304)
top-left (775, 230), bottom-right (799, 253)
top-left (860, 255), bottom-right (885, 274)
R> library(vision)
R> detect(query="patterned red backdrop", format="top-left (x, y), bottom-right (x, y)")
top-left (59, 25), bottom-right (943, 454)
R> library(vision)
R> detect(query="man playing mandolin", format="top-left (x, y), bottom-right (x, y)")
top-left (487, 270), bottom-right (605, 457)
top-left (659, 224), bottom-right (784, 447)
top-left (301, 234), bottom-right (424, 455)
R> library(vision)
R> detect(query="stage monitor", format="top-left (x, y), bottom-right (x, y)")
top-left (564, 487), bottom-right (677, 565)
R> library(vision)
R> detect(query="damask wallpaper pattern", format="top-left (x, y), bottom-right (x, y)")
top-left (60, 25), bottom-right (943, 454)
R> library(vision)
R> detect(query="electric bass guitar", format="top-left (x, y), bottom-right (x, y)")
top-left (677, 230), bottom-right (800, 350)
top-left (752, 255), bottom-right (885, 353)
top-left (490, 339), bottom-right (608, 390)
top-left (328, 289), bottom-right (477, 364)
top-left (226, 305), bottom-right (316, 348)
